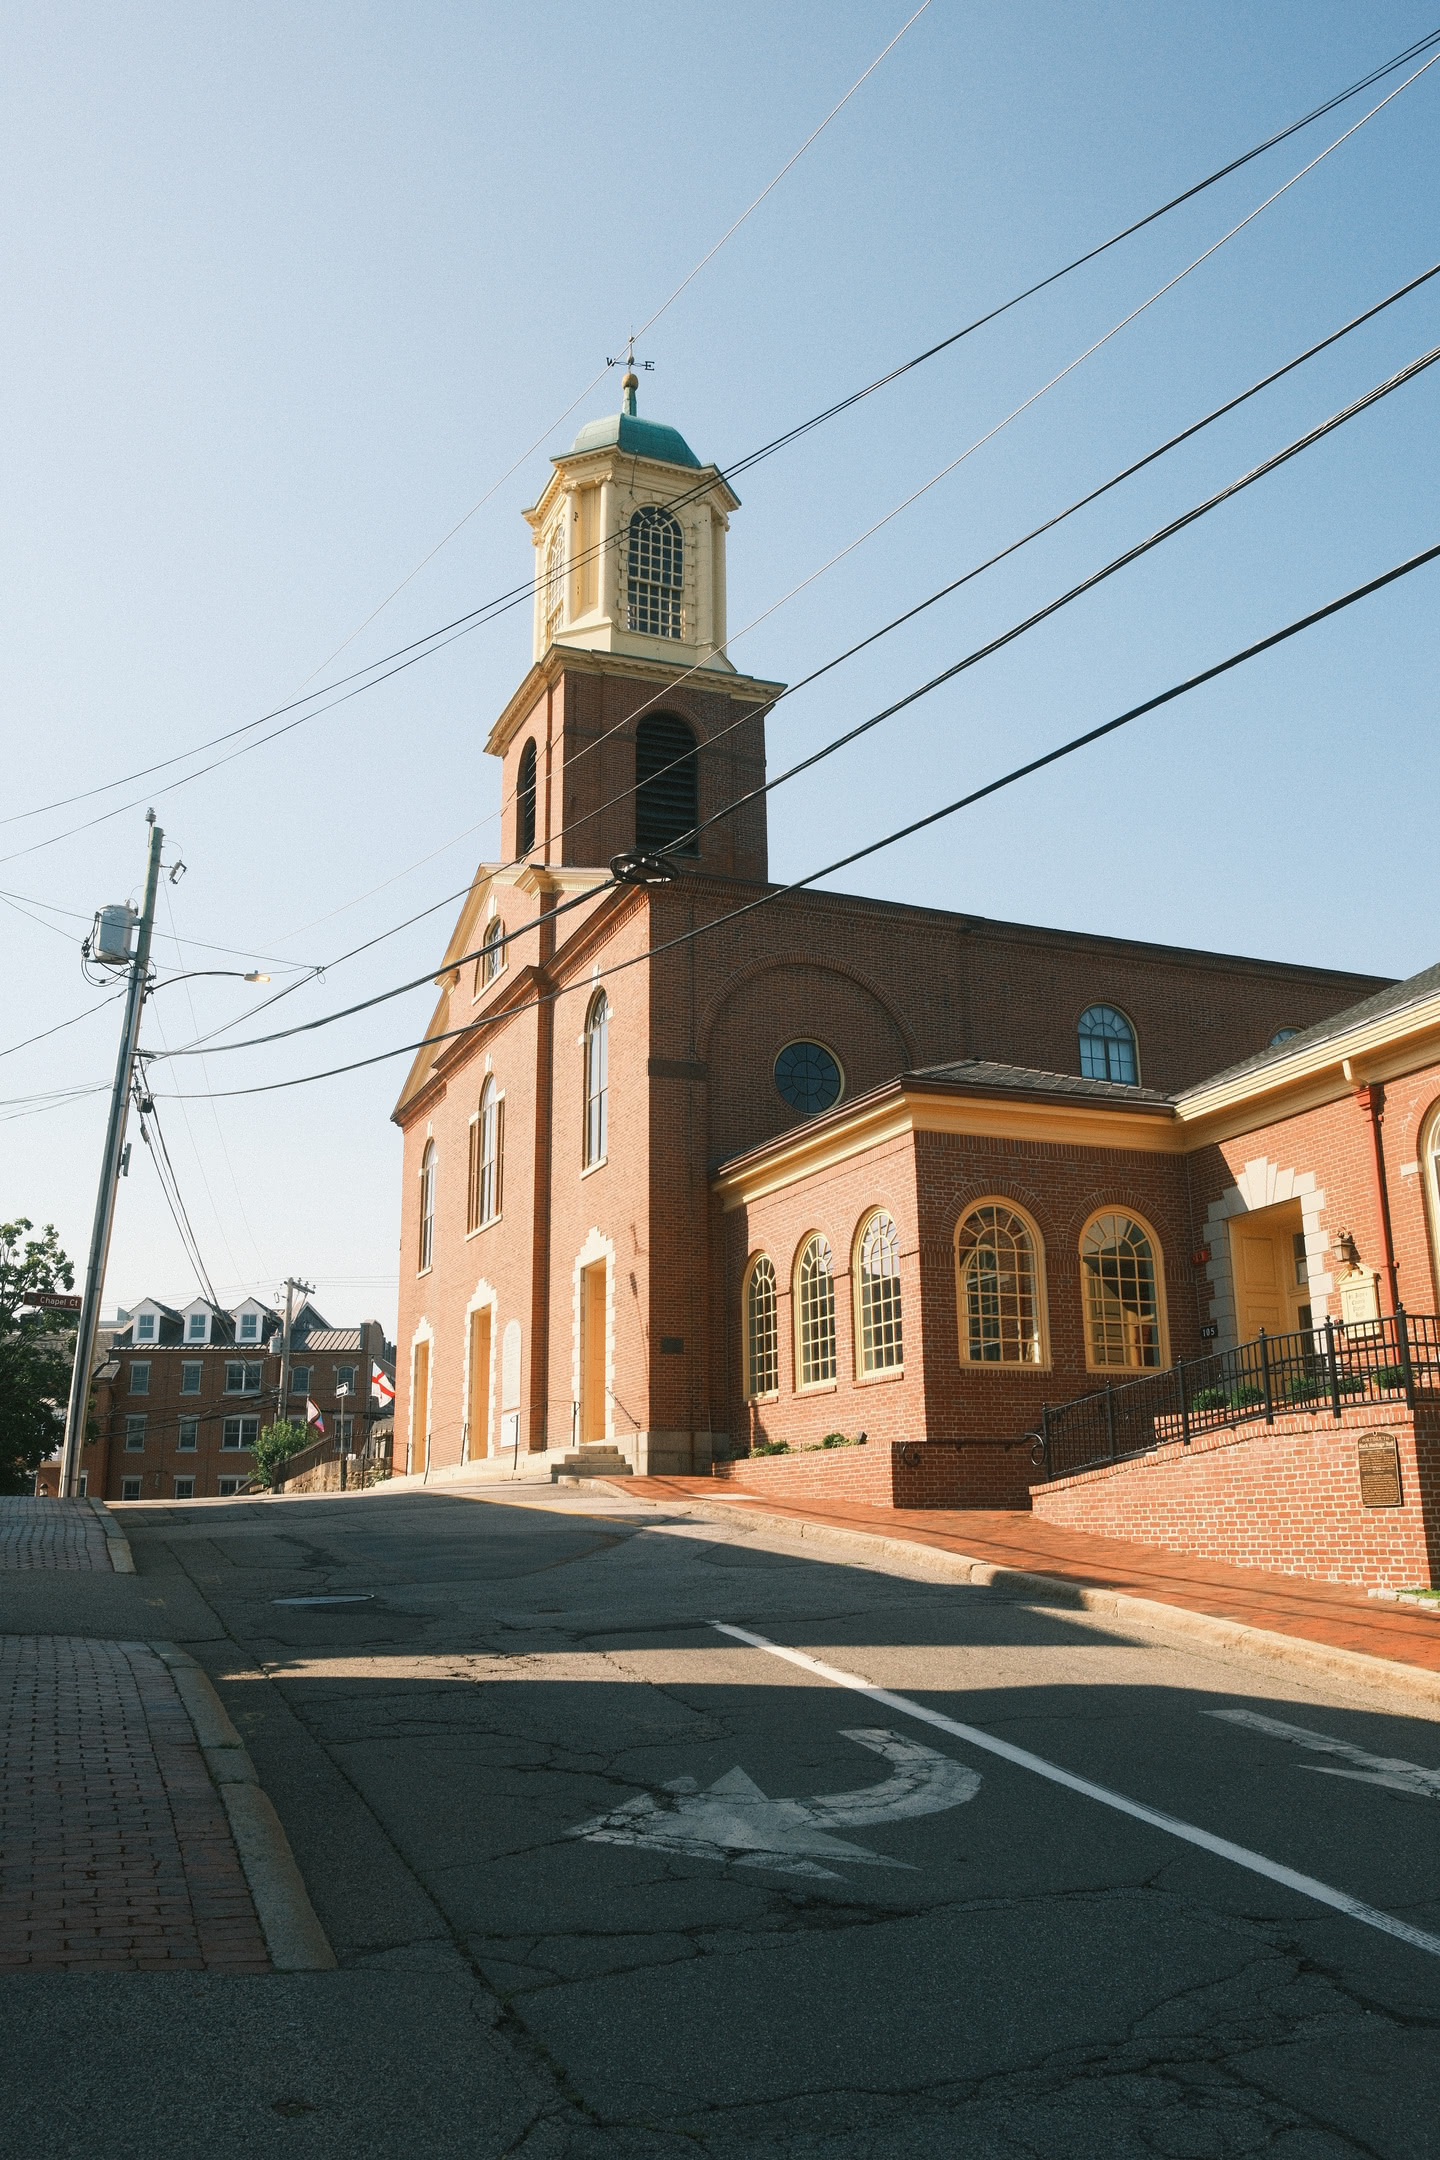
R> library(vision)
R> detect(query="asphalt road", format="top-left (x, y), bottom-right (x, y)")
top-left (8, 1481), bottom-right (1440, 2158)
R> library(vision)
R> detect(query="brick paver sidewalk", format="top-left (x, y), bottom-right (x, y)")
top-left (0, 1637), bottom-right (269, 1972)
top-left (629, 1479), bottom-right (1440, 1680)
top-left (0, 1496), bottom-right (111, 1570)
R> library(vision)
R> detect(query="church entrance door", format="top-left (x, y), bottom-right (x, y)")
top-left (468, 1307), bottom-right (492, 1460)
top-left (1227, 1200), bottom-right (1309, 1345)
top-left (412, 1338), bottom-right (430, 1475)
top-left (580, 1263), bottom-right (607, 1443)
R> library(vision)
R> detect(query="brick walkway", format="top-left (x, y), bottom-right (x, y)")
top-left (0, 1638), bottom-right (269, 1972)
top-left (0, 1497), bottom-right (111, 1571)
top-left (629, 1480), bottom-right (1440, 1679)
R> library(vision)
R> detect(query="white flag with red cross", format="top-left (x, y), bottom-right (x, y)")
top-left (371, 1362), bottom-right (395, 1405)
top-left (305, 1398), bottom-right (325, 1433)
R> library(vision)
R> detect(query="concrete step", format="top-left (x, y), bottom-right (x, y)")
top-left (552, 1448), bottom-right (633, 1481)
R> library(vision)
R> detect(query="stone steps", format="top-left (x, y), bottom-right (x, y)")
top-left (552, 1447), bottom-right (633, 1481)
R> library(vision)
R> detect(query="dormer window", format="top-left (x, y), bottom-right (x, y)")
top-left (627, 508), bottom-right (683, 639)
top-left (238, 1311), bottom-right (259, 1341)
top-left (187, 1311), bottom-right (208, 1342)
top-left (136, 1312), bottom-right (156, 1342)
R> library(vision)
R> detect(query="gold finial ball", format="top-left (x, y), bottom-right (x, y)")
top-left (622, 370), bottom-right (638, 393)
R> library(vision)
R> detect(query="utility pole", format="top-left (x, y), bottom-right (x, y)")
top-left (61, 813), bottom-right (165, 1498)
top-left (277, 1277), bottom-right (314, 1428)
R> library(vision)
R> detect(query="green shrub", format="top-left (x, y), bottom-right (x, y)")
top-left (1370, 1365), bottom-right (1408, 1391)
top-left (753, 1439), bottom-right (789, 1457)
top-left (1190, 1386), bottom-right (1229, 1412)
top-left (1229, 1384), bottom-right (1263, 1409)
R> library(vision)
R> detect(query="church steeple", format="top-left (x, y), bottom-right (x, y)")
top-left (523, 381), bottom-right (740, 672)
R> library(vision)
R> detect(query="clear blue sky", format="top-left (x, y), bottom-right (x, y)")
top-left (5, 1), bottom-right (1438, 1337)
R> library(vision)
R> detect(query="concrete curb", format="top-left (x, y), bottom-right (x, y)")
top-left (90, 1497), bottom-right (134, 1573)
top-left (596, 1485), bottom-right (1440, 1714)
top-left (150, 1642), bottom-right (336, 1971)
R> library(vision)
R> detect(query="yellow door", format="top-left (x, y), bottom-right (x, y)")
top-left (1229, 1200), bottom-right (1306, 1342)
top-left (468, 1308), bottom-right (492, 1459)
top-left (581, 1263), bottom-right (607, 1443)
top-left (412, 1339), bottom-right (430, 1473)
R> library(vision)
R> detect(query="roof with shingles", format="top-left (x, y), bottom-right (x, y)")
top-left (1179, 956), bottom-right (1440, 1097)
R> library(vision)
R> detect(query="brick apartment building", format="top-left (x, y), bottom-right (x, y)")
top-left (390, 383), bottom-right (1405, 1495)
top-left (56, 1294), bottom-right (395, 1502)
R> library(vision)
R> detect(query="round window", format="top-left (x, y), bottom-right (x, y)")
top-left (774, 1041), bottom-right (843, 1115)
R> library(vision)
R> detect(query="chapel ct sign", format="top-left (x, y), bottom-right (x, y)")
top-left (21, 1292), bottom-right (82, 1314)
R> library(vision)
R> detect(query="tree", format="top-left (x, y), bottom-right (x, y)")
top-left (252, 1418), bottom-right (312, 1490)
top-left (0, 1220), bottom-right (77, 1495)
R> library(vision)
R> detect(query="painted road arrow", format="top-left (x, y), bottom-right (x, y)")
top-left (567, 1727), bottom-right (981, 1880)
top-left (1211, 1707), bottom-right (1440, 1799)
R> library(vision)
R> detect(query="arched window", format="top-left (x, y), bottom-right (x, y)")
top-left (795, 1234), bottom-right (836, 1388)
top-left (584, 990), bottom-right (609, 1166)
top-left (544, 523), bottom-right (566, 633)
top-left (468, 1079), bottom-right (502, 1232)
top-left (627, 506), bottom-right (683, 638)
top-left (635, 713), bottom-right (699, 854)
top-left (855, 1211), bottom-right (903, 1374)
top-left (745, 1255), bottom-right (779, 1399)
top-left (418, 1142), bottom-right (436, 1273)
top-left (1081, 1211), bottom-right (1164, 1369)
top-left (479, 919), bottom-right (504, 989)
top-left (1078, 1004), bottom-right (1138, 1084)
top-left (955, 1203), bottom-right (1045, 1365)
top-left (516, 739), bottom-right (537, 857)
top-left (1269, 1026), bottom-right (1300, 1048)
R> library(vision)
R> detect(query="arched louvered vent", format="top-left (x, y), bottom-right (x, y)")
top-left (516, 739), bottom-right (537, 856)
top-left (635, 714), bottom-right (699, 855)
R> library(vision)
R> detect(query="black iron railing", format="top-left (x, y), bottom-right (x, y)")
top-left (1032, 1308), bottom-right (1440, 1483)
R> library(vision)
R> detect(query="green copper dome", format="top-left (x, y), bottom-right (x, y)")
top-left (569, 411), bottom-right (702, 469)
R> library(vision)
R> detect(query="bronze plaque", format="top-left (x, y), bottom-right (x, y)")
top-left (1357, 1431), bottom-right (1403, 1510)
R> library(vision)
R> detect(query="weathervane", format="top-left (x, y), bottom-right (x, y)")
top-left (606, 334), bottom-right (653, 416)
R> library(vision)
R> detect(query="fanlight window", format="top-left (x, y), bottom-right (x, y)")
top-left (856, 1211), bottom-right (903, 1373)
top-left (1082, 1212), bottom-right (1163, 1368)
top-left (635, 713), bottom-right (699, 854)
top-left (745, 1256), bottom-right (779, 1399)
top-left (516, 739), bottom-right (537, 857)
top-left (584, 990), bottom-right (609, 1166)
top-left (418, 1141), bottom-right (436, 1272)
top-left (627, 506), bottom-right (683, 639)
top-left (480, 920), bottom-right (504, 988)
top-left (1078, 1004), bottom-right (1138, 1085)
top-left (545, 523), bottom-right (566, 631)
top-left (956, 1204), bottom-right (1044, 1364)
top-left (468, 1079), bottom-right (502, 1231)
top-left (795, 1234), bottom-right (837, 1387)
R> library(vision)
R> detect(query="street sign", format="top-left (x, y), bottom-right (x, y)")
top-left (23, 1292), bottom-right (82, 1313)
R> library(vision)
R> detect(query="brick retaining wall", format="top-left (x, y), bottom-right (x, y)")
top-left (714, 1437), bottom-right (1035, 1510)
top-left (1030, 1402), bottom-right (1440, 1590)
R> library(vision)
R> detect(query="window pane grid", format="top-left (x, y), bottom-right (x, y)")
top-left (957, 1205), bottom-right (1043, 1364)
top-left (1082, 1212), bottom-right (1161, 1368)
top-left (797, 1236), bottom-right (837, 1387)
top-left (584, 993), bottom-right (609, 1165)
top-left (858, 1213), bottom-right (903, 1373)
top-left (626, 508), bottom-right (683, 638)
top-left (1078, 1005), bottom-right (1138, 1085)
top-left (746, 1257), bottom-right (778, 1398)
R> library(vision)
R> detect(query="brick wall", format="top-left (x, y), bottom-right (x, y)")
top-left (714, 1437), bottom-right (1034, 1509)
top-left (1031, 1402), bottom-right (1440, 1590)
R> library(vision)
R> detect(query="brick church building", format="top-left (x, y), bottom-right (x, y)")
top-left (389, 380), bottom-right (1439, 1529)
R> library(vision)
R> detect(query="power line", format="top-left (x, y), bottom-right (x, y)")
top-left (197, 246), bottom-right (1440, 1027)
top-left (5, 26), bottom-right (1434, 843)
top-left (0, 988), bottom-right (128, 1062)
top-left (150, 537), bottom-right (1440, 1104)
top-left (294, 1), bottom-right (934, 689)
top-left (150, 335), bottom-right (1440, 1066)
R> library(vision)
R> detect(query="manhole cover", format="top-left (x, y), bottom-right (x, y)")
top-left (271, 1593), bottom-right (376, 1608)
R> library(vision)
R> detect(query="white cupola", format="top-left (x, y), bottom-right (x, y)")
top-left (524, 373), bottom-right (740, 672)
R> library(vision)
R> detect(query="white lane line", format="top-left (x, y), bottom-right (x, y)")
top-left (1209, 1707), bottom-right (1440, 1798)
top-left (711, 1622), bottom-right (1440, 1961)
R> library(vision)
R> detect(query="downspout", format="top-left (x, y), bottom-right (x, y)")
top-left (1355, 1083), bottom-right (1400, 1313)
